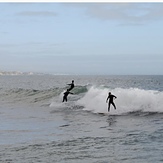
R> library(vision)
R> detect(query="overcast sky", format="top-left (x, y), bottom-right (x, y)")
top-left (0, 2), bottom-right (163, 75)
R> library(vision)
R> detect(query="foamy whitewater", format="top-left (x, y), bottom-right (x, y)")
top-left (0, 75), bottom-right (163, 162)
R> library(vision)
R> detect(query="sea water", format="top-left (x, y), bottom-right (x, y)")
top-left (0, 75), bottom-right (163, 163)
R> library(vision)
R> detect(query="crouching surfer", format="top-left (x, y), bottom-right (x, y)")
top-left (106, 92), bottom-right (117, 112)
top-left (62, 89), bottom-right (73, 102)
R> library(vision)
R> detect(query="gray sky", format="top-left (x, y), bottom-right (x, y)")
top-left (0, 2), bottom-right (163, 75)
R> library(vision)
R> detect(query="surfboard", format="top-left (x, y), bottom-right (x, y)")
top-left (97, 112), bottom-right (109, 116)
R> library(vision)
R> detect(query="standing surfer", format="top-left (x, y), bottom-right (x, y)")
top-left (106, 92), bottom-right (117, 112)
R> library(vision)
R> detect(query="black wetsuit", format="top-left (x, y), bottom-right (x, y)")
top-left (62, 90), bottom-right (73, 102)
top-left (106, 94), bottom-right (117, 112)
top-left (67, 83), bottom-right (74, 91)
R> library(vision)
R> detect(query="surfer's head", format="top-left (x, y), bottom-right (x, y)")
top-left (109, 92), bottom-right (111, 95)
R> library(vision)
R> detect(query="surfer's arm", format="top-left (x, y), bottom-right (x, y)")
top-left (106, 96), bottom-right (109, 102)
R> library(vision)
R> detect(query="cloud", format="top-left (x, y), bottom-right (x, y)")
top-left (66, 3), bottom-right (163, 25)
top-left (16, 11), bottom-right (57, 17)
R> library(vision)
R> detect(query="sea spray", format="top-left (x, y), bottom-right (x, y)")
top-left (77, 86), bottom-right (163, 114)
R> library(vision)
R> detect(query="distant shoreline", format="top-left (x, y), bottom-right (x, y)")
top-left (0, 71), bottom-right (35, 76)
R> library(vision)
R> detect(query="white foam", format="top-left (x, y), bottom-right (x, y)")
top-left (77, 86), bottom-right (163, 114)
top-left (50, 91), bottom-right (64, 108)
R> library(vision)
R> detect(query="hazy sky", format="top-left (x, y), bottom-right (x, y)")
top-left (0, 2), bottom-right (163, 75)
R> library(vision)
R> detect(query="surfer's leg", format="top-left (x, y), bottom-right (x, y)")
top-left (108, 103), bottom-right (111, 112)
top-left (63, 95), bottom-right (67, 102)
top-left (112, 102), bottom-right (116, 110)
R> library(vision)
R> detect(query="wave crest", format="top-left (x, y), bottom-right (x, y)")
top-left (77, 86), bottom-right (163, 114)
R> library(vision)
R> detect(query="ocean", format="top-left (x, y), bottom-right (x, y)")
top-left (0, 75), bottom-right (163, 163)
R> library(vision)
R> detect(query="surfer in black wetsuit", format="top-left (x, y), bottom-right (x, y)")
top-left (67, 80), bottom-right (74, 91)
top-left (62, 89), bottom-right (73, 102)
top-left (106, 92), bottom-right (117, 112)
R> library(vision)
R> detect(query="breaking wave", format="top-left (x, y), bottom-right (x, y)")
top-left (77, 86), bottom-right (163, 115)
top-left (1, 85), bottom-right (163, 115)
